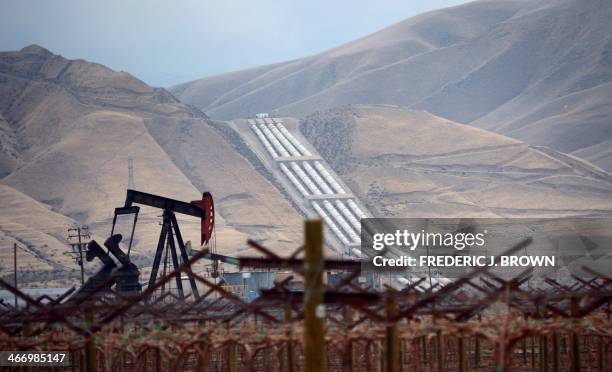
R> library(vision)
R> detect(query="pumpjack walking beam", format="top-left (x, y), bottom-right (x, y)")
top-left (115, 189), bottom-right (215, 299)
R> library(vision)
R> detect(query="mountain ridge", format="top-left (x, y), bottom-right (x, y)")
top-left (172, 0), bottom-right (612, 171)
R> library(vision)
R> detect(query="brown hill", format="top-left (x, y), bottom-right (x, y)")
top-left (0, 46), bottom-right (302, 285)
top-left (0, 183), bottom-right (89, 287)
top-left (172, 0), bottom-right (612, 171)
top-left (300, 104), bottom-right (612, 218)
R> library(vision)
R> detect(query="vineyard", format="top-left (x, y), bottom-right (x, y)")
top-left (0, 221), bottom-right (610, 371)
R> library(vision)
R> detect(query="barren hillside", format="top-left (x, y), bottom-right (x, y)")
top-left (0, 184), bottom-right (93, 287)
top-left (300, 105), bottom-right (612, 218)
top-left (0, 46), bottom-right (303, 285)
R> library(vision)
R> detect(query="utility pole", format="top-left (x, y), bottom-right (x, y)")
top-left (13, 243), bottom-right (17, 308)
top-left (67, 226), bottom-right (90, 285)
top-left (128, 156), bottom-right (135, 190)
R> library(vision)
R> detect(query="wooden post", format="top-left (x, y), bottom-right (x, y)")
top-left (474, 313), bottom-right (481, 368)
top-left (436, 330), bottom-right (443, 372)
top-left (365, 342), bottom-right (374, 372)
top-left (280, 346), bottom-right (285, 372)
top-left (280, 310), bottom-right (286, 371)
top-left (13, 243), bottom-right (18, 308)
top-left (264, 345), bottom-right (271, 372)
top-left (347, 342), bottom-right (354, 372)
top-left (344, 306), bottom-right (354, 372)
top-left (585, 336), bottom-right (592, 370)
top-left (155, 348), bottom-right (161, 372)
top-left (22, 322), bottom-right (33, 372)
top-left (197, 322), bottom-right (208, 371)
top-left (597, 336), bottom-right (605, 372)
top-left (85, 311), bottom-right (97, 372)
top-left (532, 336), bottom-right (536, 369)
top-left (384, 294), bottom-right (399, 372)
top-left (474, 335), bottom-right (480, 368)
top-left (285, 306), bottom-right (295, 372)
top-left (70, 350), bottom-right (76, 372)
top-left (458, 337), bottom-right (468, 372)
top-left (421, 337), bottom-right (427, 365)
top-left (570, 297), bottom-right (581, 372)
top-left (541, 335), bottom-right (549, 372)
top-left (229, 343), bottom-right (237, 372)
top-left (304, 219), bottom-right (325, 372)
top-left (552, 333), bottom-right (560, 372)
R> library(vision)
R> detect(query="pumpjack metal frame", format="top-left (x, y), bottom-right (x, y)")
top-left (111, 189), bottom-right (215, 299)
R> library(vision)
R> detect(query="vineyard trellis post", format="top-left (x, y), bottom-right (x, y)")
top-left (304, 219), bottom-right (325, 372)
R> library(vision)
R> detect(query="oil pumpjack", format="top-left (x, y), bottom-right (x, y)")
top-left (66, 189), bottom-right (215, 303)
top-left (118, 189), bottom-right (215, 298)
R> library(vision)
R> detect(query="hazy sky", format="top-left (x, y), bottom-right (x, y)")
top-left (1, 0), bottom-right (470, 87)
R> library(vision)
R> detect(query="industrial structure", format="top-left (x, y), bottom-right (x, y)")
top-left (60, 189), bottom-right (221, 303)
top-left (248, 117), bottom-right (369, 254)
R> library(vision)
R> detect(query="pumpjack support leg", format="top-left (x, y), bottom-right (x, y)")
top-left (148, 210), bottom-right (200, 300)
top-left (170, 213), bottom-right (200, 298)
top-left (166, 223), bottom-right (184, 298)
top-left (149, 214), bottom-right (169, 290)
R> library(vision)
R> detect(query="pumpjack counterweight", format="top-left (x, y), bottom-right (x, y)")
top-left (66, 235), bottom-right (141, 304)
